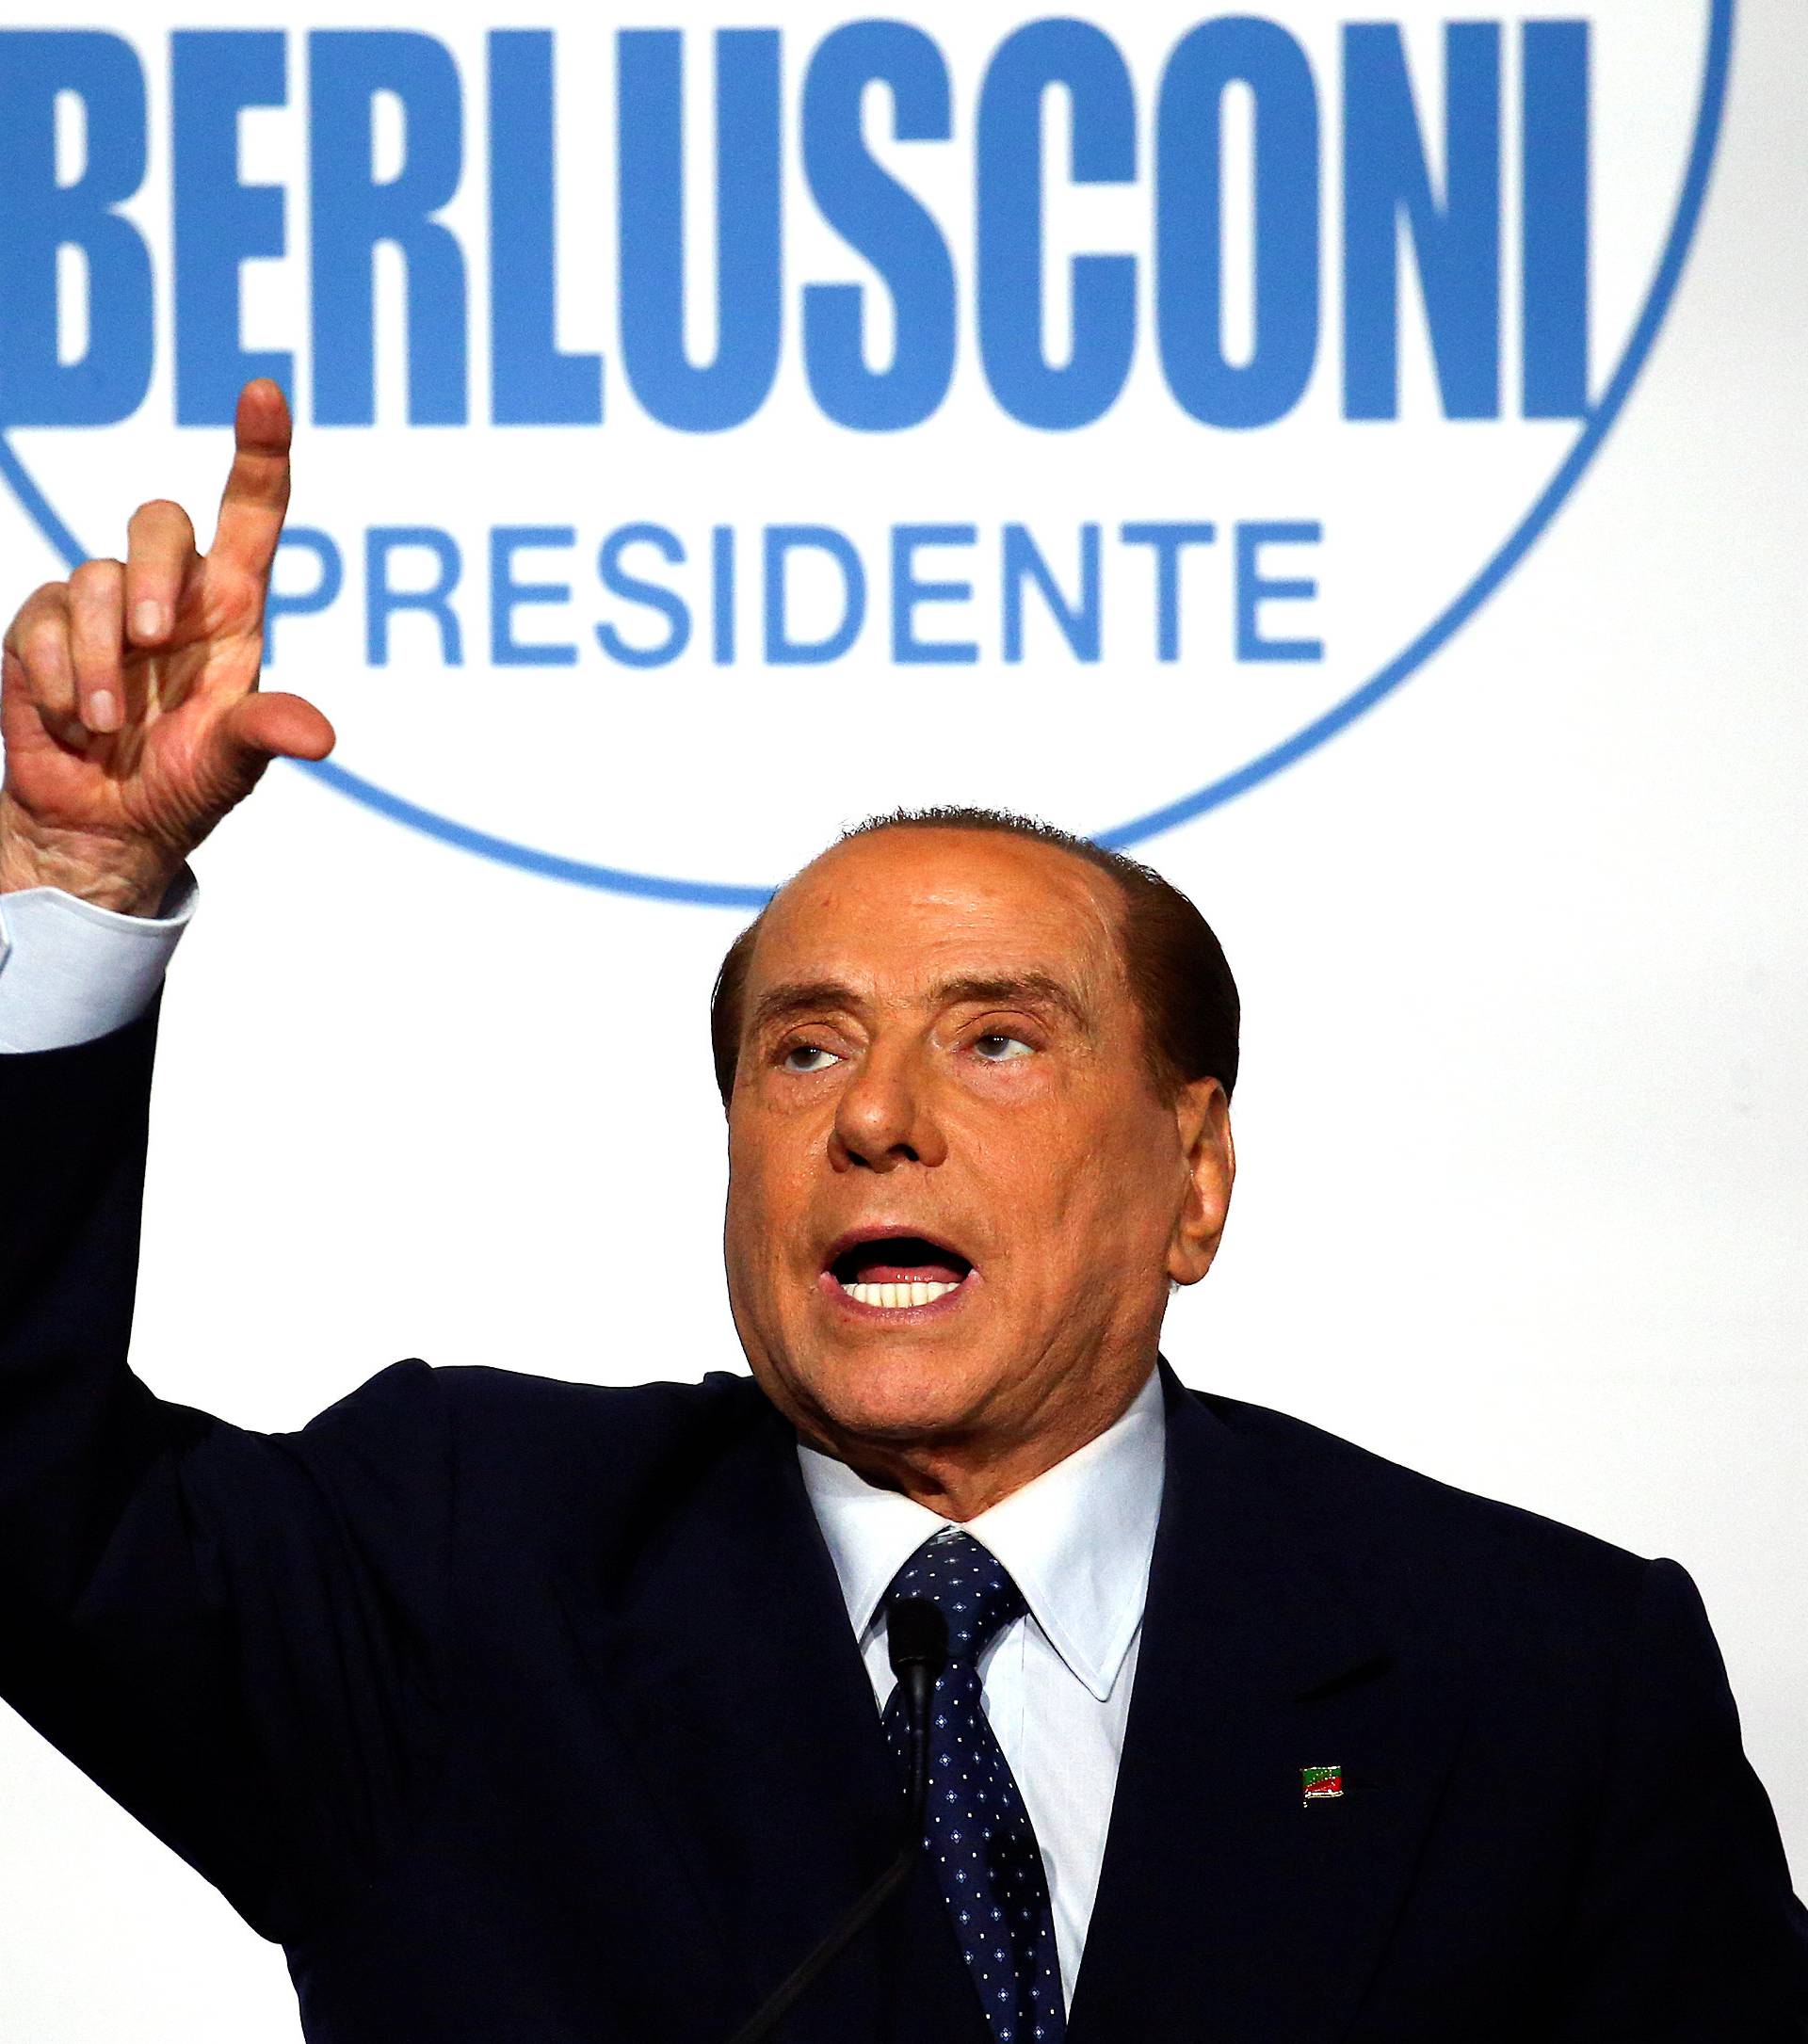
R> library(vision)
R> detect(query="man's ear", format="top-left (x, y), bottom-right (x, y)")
top-left (1166, 1077), bottom-right (1235, 1287)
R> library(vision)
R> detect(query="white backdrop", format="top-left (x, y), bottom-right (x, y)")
top-left (0, 2), bottom-right (1803, 2036)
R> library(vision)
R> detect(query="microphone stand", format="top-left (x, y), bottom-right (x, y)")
top-left (723, 1599), bottom-right (946, 2044)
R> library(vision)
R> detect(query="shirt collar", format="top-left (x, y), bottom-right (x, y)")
top-left (796, 1364), bottom-right (1167, 1703)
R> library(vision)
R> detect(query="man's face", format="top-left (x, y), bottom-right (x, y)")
top-left (721, 828), bottom-right (1233, 1485)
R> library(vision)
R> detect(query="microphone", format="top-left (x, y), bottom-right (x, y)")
top-left (885, 1596), bottom-right (946, 1827)
top-left (722, 1597), bottom-right (947, 2044)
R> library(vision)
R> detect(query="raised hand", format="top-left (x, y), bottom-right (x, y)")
top-left (0, 379), bottom-right (334, 914)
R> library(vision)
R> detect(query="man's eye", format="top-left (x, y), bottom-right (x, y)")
top-left (972, 1034), bottom-right (1032, 1062)
top-left (781, 1044), bottom-right (841, 1073)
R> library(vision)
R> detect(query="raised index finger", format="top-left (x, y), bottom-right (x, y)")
top-left (210, 378), bottom-right (292, 582)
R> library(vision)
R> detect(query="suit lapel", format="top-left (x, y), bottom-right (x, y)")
top-left (1066, 1361), bottom-right (1471, 2044)
top-left (552, 1380), bottom-right (989, 2044)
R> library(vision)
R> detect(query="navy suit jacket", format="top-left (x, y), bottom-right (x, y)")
top-left (2, 1006), bottom-right (1805, 2042)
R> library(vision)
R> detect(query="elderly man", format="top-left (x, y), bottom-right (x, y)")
top-left (0, 385), bottom-right (1804, 2044)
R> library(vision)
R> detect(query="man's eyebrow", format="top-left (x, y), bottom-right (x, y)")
top-left (742, 972), bottom-right (1092, 1038)
top-left (929, 973), bottom-right (1092, 1030)
top-left (744, 979), bottom-right (863, 1038)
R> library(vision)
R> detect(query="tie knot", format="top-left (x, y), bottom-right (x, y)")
top-left (886, 1528), bottom-right (1025, 1666)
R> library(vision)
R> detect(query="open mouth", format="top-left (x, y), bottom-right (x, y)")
top-left (824, 1233), bottom-right (975, 1312)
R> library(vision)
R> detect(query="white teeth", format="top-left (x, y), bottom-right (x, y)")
top-left (841, 1280), bottom-right (960, 1308)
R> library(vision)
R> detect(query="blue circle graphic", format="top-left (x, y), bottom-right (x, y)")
top-left (0, 3), bottom-right (1734, 911)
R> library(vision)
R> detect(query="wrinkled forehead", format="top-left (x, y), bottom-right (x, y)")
top-left (748, 829), bottom-right (1131, 1009)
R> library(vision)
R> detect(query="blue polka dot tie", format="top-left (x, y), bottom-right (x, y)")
top-left (881, 1530), bottom-right (1067, 2043)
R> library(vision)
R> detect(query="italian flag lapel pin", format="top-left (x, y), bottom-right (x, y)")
top-left (1300, 1764), bottom-right (1344, 1805)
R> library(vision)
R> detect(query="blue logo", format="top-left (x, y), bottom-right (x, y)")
top-left (0, 7), bottom-right (1734, 907)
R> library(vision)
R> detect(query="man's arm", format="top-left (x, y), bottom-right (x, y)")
top-left (0, 384), bottom-right (453, 1943)
top-left (0, 1012), bottom-right (457, 1940)
top-left (1552, 1557), bottom-right (1808, 2037)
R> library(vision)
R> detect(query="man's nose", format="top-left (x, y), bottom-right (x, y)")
top-left (829, 1044), bottom-right (946, 1172)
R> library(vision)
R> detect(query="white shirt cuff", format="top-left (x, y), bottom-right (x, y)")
top-left (0, 871), bottom-right (197, 1052)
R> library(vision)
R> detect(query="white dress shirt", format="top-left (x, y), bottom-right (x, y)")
top-left (0, 878), bottom-right (195, 1051)
top-left (799, 1368), bottom-right (1166, 2013)
top-left (0, 883), bottom-right (1172, 2014)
